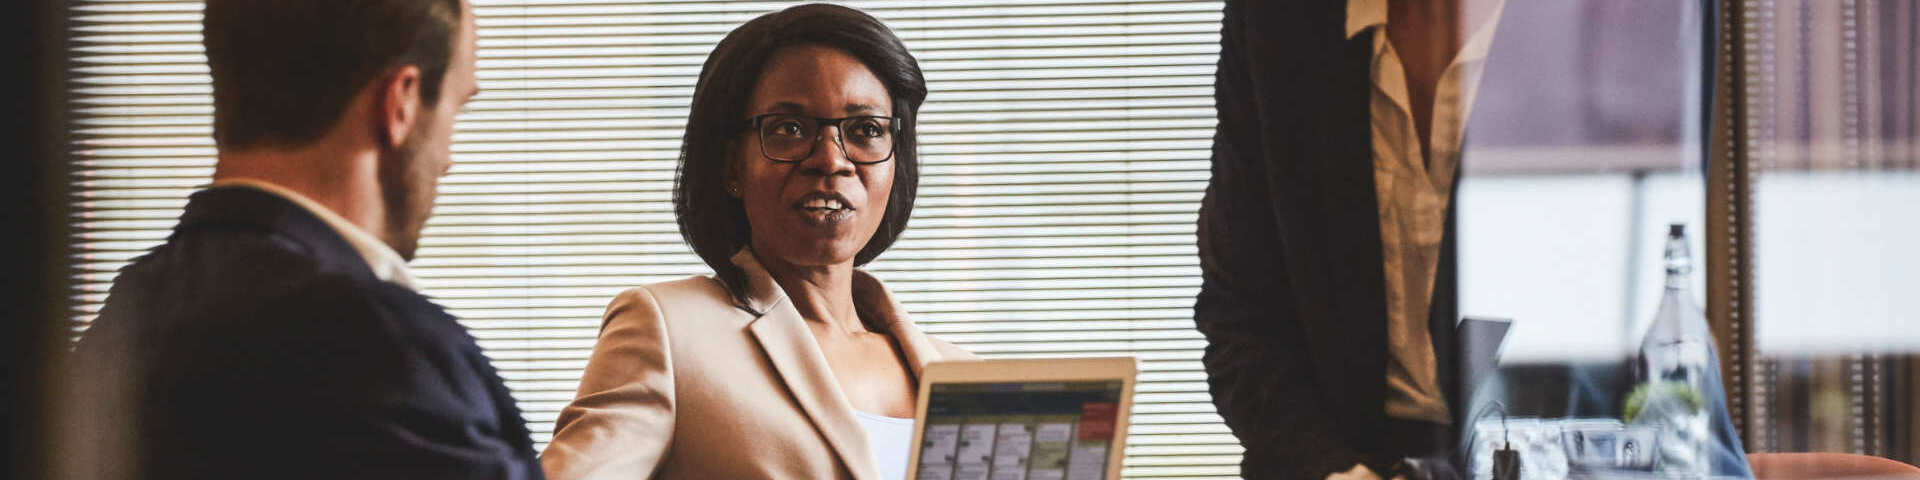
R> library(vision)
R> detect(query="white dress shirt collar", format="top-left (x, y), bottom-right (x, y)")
top-left (210, 178), bottom-right (420, 290)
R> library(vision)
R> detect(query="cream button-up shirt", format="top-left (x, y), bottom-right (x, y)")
top-left (210, 178), bottom-right (421, 290)
top-left (1345, 0), bottom-right (1505, 426)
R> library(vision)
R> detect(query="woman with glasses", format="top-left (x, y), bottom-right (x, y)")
top-left (541, 4), bottom-right (974, 480)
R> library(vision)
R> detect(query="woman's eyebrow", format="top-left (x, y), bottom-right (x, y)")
top-left (760, 101), bottom-right (805, 113)
top-left (843, 103), bottom-right (886, 115)
top-left (754, 101), bottom-right (886, 115)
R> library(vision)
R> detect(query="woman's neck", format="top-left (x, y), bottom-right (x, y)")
top-left (753, 250), bottom-right (867, 335)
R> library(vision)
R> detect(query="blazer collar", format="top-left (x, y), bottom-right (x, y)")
top-left (732, 250), bottom-right (946, 480)
top-left (174, 185), bottom-right (376, 282)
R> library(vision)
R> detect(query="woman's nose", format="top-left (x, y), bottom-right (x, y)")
top-left (799, 125), bottom-right (856, 176)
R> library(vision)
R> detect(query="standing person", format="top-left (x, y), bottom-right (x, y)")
top-left (1194, 0), bottom-right (1504, 479)
top-left (60, 0), bottom-right (542, 478)
top-left (540, 5), bottom-right (974, 480)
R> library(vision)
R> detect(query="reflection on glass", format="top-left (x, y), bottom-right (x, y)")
top-left (1456, 2), bottom-right (1765, 478)
top-left (1460, 0), bottom-right (1708, 362)
top-left (1742, 0), bottom-right (1920, 461)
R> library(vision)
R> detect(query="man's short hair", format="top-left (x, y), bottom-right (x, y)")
top-left (202, 0), bottom-right (463, 150)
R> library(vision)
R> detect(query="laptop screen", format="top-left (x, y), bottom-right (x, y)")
top-left (914, 380), bottom-right (1124, 480)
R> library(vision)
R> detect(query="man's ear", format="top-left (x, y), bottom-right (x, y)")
top-left (377, 65), bottom-right (423, 148)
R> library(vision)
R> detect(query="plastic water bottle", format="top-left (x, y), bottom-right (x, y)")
top-left (1630, 224), bottom-right (1714, 477)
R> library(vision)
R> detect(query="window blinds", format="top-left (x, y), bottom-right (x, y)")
top-left (67, 1), bottom-right (1234, 477)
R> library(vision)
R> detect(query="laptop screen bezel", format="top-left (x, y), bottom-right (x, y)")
top-left (905, 357), bottom-right (1139, 480)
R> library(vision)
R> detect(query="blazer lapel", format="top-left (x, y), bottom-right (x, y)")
top-left (748, 306), bottom-right (879, 480)
top-left (736, 252), bottom-right (879, 480)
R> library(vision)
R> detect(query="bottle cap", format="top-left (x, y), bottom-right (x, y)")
top-left (1668, 223), bottom-right (1685, 238)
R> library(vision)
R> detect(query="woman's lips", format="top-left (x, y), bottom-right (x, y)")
top-left (794, 191), bottom-right (855, 225)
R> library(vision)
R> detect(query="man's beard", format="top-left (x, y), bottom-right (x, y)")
top-left (376, 121), bottom-right (439, 261)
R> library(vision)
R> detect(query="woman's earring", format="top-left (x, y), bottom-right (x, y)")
top-left (727, 184), bottom-right (741, 196)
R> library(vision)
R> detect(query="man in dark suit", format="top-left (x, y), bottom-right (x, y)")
top-left (1195, 0), bottom-right (1502, 479)
top-left (61, 1), bottom-right (542, 478)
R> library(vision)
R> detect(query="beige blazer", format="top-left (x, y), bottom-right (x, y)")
top-left (542, 251), bottom-right (977, 480)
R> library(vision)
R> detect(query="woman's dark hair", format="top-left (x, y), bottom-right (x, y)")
top-left (674, 3), bottom-right (927, 312)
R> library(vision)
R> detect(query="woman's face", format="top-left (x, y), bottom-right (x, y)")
top-left (733, 44), bottom-right (895, 269)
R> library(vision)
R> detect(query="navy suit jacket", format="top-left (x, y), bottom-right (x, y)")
top-left (67, 186), bottom-right (542, 479)
top-left (1195, 1), bottom-right (1463, 479)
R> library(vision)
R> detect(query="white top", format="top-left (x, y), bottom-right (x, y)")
top-left (1345, 0), bottom-right (1507, 425)
top-left (854, 410), bottom-right (916, 480)
top-left (210, 178), bottom-right (421, 290)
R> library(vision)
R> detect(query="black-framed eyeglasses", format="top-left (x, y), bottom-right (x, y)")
top-left (744, 113), bottom-right (898, 165)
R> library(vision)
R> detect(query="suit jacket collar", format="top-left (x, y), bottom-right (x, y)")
top-left (210, 179), bottom-right (420, 289)
top-left (731, 250), bottom-right (945, 480)
top-left (172, 186), bottom-right (540, 461)
top-left (174, 186), bottom-right (377, 283)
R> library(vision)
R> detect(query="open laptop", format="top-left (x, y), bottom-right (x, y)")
top-left (906, 357), bottom-right (1138, 480)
